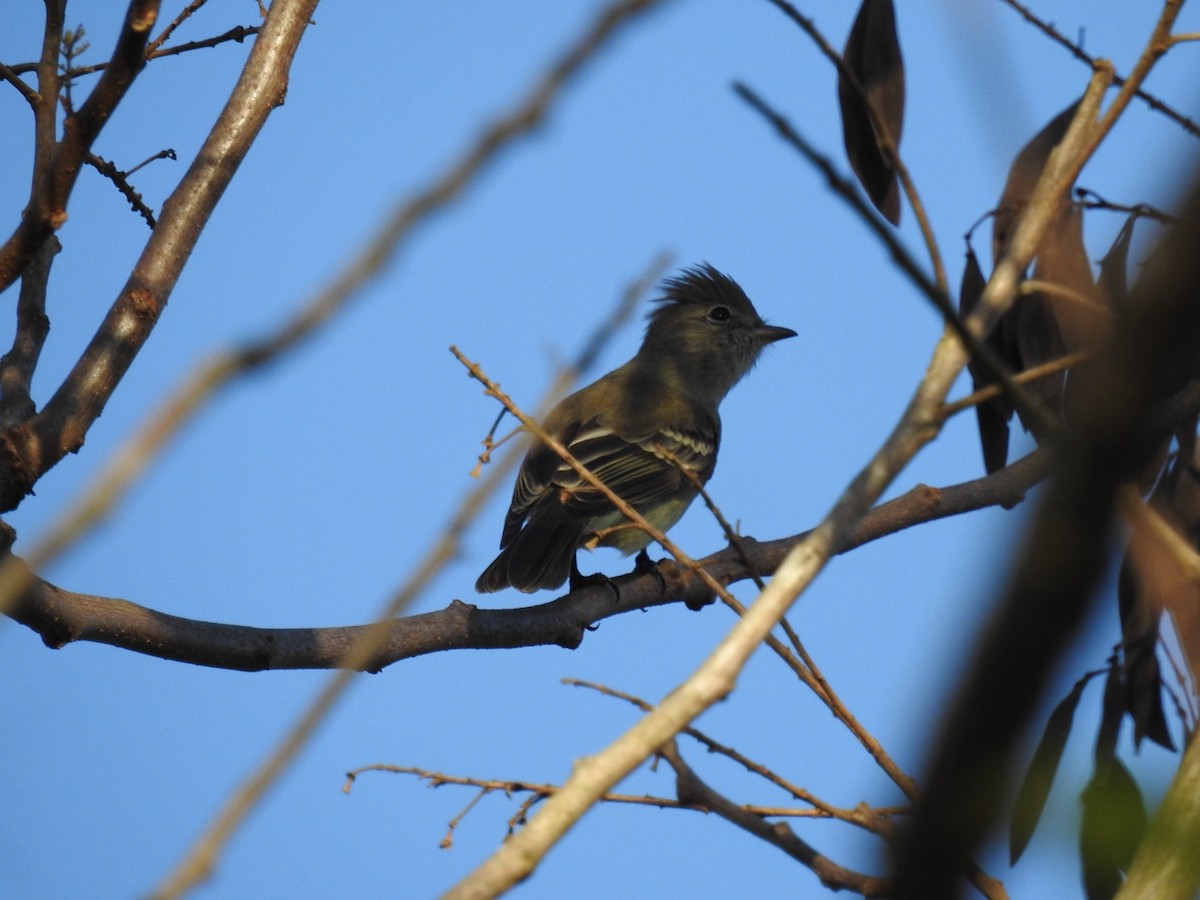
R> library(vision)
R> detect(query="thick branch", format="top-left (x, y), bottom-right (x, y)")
top-left (14, 371), bottom-right (1200, 672)
top-left (8, 452), bottom-right (1052, 669)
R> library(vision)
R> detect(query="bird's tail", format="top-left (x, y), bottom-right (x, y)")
top-left (475, 505), bottom-right (581, 594)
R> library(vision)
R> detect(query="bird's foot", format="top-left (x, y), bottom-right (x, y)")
top-left (634, 548), bottom-right (669, 596)
top-left (570, 560), bottom-right (620, 603)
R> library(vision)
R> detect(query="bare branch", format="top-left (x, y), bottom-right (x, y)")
top-left (147, 0), bottom-right (212, 55)
top-left (5, 24), bottom-right (262, 78)
top-left (998, 0), bottom-right (1200, 139)
top-left (0, 0), bottom-right (161, 293)
top-left (343, 763), bottom-right (836, 822)
top-left (659, 741), bottom-right (893, 897)
top-left (84, 152), bottom-right (161, 228)
top-left (564, 678), bottom-right (906, 833)
top-left (0, 237), bottom-right (56, 429)
top-left (6, 447), bottom-right (1069, 669)
top-left (0, 61), bottom-right (40, 107)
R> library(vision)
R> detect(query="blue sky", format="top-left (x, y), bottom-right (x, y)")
top-left (2, 2), bottom-right (1199, 897)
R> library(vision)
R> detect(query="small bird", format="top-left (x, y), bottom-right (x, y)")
top-left (476, 263), bottom-right (796, 594)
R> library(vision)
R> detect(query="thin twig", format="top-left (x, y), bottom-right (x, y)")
top-left (84, 152), bottom-right (159, 228)
top-left (7, 24), bottom-right (263, 78)
top-left (564, 678), bottom-right (906, 833)
top-left (659, 741), bottom-right (893, 897)
top-left (147, 0), bottom-right (210, 55)
top-left (343, 763), bottom-right (836, 821)
top-left (940, 349), bottom-right (1092, 419)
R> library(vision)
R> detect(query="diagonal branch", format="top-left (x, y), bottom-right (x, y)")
top-left (733, 81), bottom-right (1057, 440)
top-left (0, 61), bottom-right (40, 107)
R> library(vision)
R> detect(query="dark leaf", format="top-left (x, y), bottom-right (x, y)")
top-left (989, 102), bottom-right (1083, 435)
top-left (1096, 663), bottom-right (1124, 761)
top-left (1012, 287), bottom-right (1068, 425)
top-left (1035, 203), bottom-right (1102, 353)
top-left (1119, 527), bottom-right (1175, 752)
top-left (1121, 446), bottom-right (1200, 744)
top-left (837, 0), bottom-right (905, 224)
top-left (1079, 756), bottom-right (1147, 899)
top-left (1124, 628), bottom-right (1175, 752)
top-left (959, 246), bottom-right (1014, 473)
top-left (1010, 676), bottom-right (1090, 864)
top-left (1098, 213), bottom-right (1137, 314)
top-left (993, 101), bottom-right (1080, 266)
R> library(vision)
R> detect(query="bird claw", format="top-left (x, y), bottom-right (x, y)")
top-left (570, 559), bottom-right (620, 602)
top-left (634, 548), bottom-right (669, 596)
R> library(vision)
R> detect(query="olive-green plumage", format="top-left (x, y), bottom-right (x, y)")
top-left (476, 264), bottom-right (795, 593)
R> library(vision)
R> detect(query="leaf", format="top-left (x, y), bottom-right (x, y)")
top-left (837, 0), bottom-right (905, 224)
top-left (1098, 213), bottom-right (1137, 314)
top-left (1079, 667), bottom-right (1149, 898)
top-left (1079, 756), bottom-right (1147, 899)
top-left (992, 101), bottom-right (1079, 266)
top-left (1012, 287), bottom-right (1068, 425)
top-left (1095, 663), bottom-right (1124, 760)
top-left (1125, 627), bottom-right (1175, 752)
top-left (1118, 534), bottom-right (1175, 752)
top-left (1034, 203), bottom-right (1102, 353)
top-left (1121, 446), bottom-right (1200, 745)
top-left (990, 102), bottom-right (1083, 431)
top-left (1009, 676), bottom-right (1089, 864)
top-left (959, 246), bottom-right (1015, 473)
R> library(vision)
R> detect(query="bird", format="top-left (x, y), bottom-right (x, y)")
top-left (476, 263), bottom-right (796, 594)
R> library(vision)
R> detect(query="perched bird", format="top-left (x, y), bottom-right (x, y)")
top-left (476, 263), bottom-right (796, 594)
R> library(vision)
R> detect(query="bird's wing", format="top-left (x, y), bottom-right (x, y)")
top-left (553, 419), bottom-right (717, 520)
top-left (499, 418), bottom-right (582, 547)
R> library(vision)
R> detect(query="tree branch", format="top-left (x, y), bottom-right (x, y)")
top-left (0, 0), bottom-right (309, 512)
top-left (34, 372), bottom-right (1200, 671)
top-left (0, 0), bottom-right (160, 293)
top-left (659, 741), bottom-right (893, 897)
top-left (6, 450), bottom-right (1052, 669)
top-left (998, 0), bottom-right (1200, 139)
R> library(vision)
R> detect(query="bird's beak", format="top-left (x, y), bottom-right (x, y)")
top-left (754, 324), bottom-right (798, 345)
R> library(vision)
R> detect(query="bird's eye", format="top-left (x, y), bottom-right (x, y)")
top-left (707, 306), bottom-right (732, 323)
